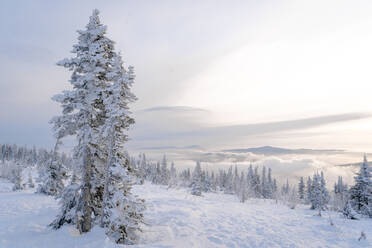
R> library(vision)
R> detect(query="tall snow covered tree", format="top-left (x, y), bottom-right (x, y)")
top-left (345, 154), bottom-right (372, 218)
top-left (50, 9), bottom-right (136, 234)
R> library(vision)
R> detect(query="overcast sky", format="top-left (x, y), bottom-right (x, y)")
top-left (1, 0), bottom-right (372, 165)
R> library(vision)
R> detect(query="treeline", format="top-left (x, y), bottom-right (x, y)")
top-left (0, 143), bottom-right (72, 168)
top-left (0, 143), bottom-right (72, 191)
top-left (130, 154), bottom-right (329, 211)
top-left (131, 154), bottom-right (279, 202)
top-left (130, 153), bottom-right (372, 219)
top-left (2, 142), bottom-right (372, 221)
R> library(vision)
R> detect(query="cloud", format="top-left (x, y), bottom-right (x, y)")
top-left (184, 112), bottom-right (371, 137)
top-left (128, 110), bottom-right (371, 150)
top-left (139, 106), bottom-right (209, 113)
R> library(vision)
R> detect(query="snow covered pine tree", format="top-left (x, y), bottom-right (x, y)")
top-left (190, 161), bottom-right (202, 196)
top-left (50, 9), bottom-right (144, 243)
top-left (37, 138), bottom-right (65, 196)
top-left (344, 154), bottom-right (372, 218)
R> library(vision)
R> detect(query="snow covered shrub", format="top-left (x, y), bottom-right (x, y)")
top-left (343, 200), bottom-right (359, 220)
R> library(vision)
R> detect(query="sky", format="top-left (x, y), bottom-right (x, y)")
top-left (1, 0), bottom-right (372, 181)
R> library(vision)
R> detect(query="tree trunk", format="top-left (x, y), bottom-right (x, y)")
top-left (78, 144), bottom-right (92, 233)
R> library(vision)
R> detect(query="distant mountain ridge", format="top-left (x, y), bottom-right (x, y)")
top-left (223, 146), bottom-right (344, 155)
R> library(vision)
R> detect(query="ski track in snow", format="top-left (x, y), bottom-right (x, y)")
top-left (0, 180), bottom-right (371, 248)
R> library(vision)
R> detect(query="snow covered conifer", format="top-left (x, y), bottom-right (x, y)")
top-left (233, 165), bottom-right (239, 193)
top-left (320, 172), bottom-right (330, 206)
top-left (190, 161), bottom-right (202, 196)
top-left (251, 166), bottom-right (261, 197)
top-left (168, 161), bottom-right (177, 187)
top-left (343, 200), bottom-right (359, 220)
top-left (224, 166), bottom-right (234, 194)
top-left (347, 154), bottom-right (372, 217)
top-left (51, 9), bottom-right (126, 233)
top-left (238, 171), bottom-right (248, 203)
top-left (267, 168), bottom-right (273, 198)
top-left (261, 166), bottom-right (267, 198)
top-left (298, 177), bottom-right (305, 201)
top-left (160, 155), bottom-right (170, 185)
top-left (310, 172), bottom-right (328, 213)
top-left (306, 176), bottom-right (312, 204)
top-left (37, 139), bottom-right (65, 196)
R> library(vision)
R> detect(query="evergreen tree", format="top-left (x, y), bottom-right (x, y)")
top-left (160, 155), bottom-right (170, 185)
top-left (168, 161), bottom-right (177, 187)
top-left (267, 168), bottom-right (273, 198)
top-left (306, 176), bottom-right (312, 204)
top-left (51, 9), bottom-right (128, 234)
top-left (298, 177), bottom-right (305, 200)
top-left (238, 171), bottom-right (248, 203)
top-left (224, 166), bottom-right (234, 194)
top-left (190, 161), bottom-right (202, 196)
top-left (37, 139), bottom-right (65, 196)
top-left (261, 166), bottom-right (267, 198)
top-left (320, 172), bottom-right (330, 207)
top-left (346, 154), bottom-right (372, 217)
top-left (309, 172), bottom-right (329, 213)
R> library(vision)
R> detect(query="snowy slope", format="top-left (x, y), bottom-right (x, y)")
top-left (0, 180), bottom-right (371, 248)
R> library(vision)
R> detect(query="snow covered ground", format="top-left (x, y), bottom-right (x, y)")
top-left (0, 180), bottom-right (371, 248)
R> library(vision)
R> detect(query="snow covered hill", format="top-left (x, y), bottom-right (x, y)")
top-left (0, 180), bottom-right (371, 248)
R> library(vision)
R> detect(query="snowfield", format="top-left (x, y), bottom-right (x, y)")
top-left (0, 180), bottom-right (371, 248)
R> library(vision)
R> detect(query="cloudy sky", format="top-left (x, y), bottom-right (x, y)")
top-left (1, 0), bottom-right (372, 180)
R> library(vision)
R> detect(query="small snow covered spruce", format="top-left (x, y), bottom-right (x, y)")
top-left (50, 9), bottom-right (144, 244)
top-left (190, 161), bottom-right (202, 196)
top-left (37, 139), bottom-right (66, 196)
top-left (309, 172), bottom-right (329, 213)
top-left (298, 176), bottom-right (305, 201)
top-left (344, 154), bottom-right (372, 218)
